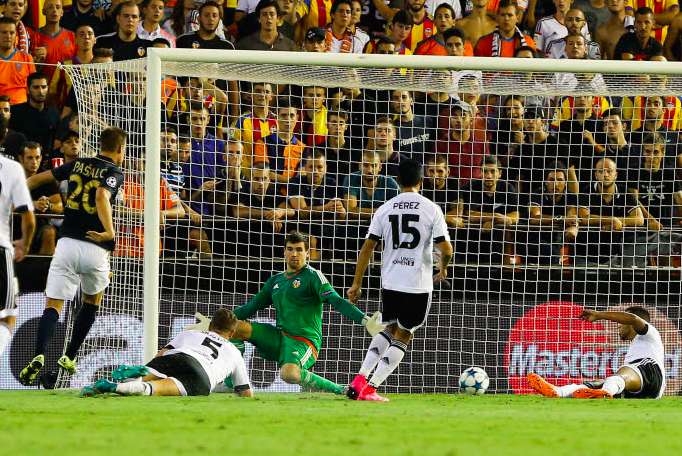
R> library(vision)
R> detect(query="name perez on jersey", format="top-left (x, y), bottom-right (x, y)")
top-left (392, 201), bottom-right (420, 210)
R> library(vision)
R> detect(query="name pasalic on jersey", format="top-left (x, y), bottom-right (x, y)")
top-left (73, 161), bottom-right (108, 179)
top-left (392, 256), bottom-right (415, 266)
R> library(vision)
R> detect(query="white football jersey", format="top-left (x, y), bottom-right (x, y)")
top-left (165, 330), bottom-right (250, 392)
top-left (534, 16), bottom-right (591, 54)
top-left (625, 323), bottom-right (665, 373)
top-left (0, 155), bottom-right (33, 252)
top-left (367, 191), bottom-right (450, 293)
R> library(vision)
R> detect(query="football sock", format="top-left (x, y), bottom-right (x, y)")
top-left (358, 330), bottom-right (392, 377)
top-left (65, 303), bottom-right (98, 359)
top-left (116, 381), bottom-right (152, 396)
top-left (602, 375), bottom-right (626, 396)
top-left (368, 340), bottom-right (408, 388)
top-left (557, 383), bottom-right (586, 398)
top-left (0, 324), bottom-right (11, 356)
top-left (34, 307), bottom-right (59, 357)
top-left (300, 369), bottom-right (344, 395)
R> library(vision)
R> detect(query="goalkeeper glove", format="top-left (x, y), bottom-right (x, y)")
top-left (184, 312), bottom-right (211, 332)
top-left (362, 311), bottom-right (385, 336)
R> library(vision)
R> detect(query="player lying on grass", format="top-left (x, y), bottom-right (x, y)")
top-left (529, 306), bottom-right (665, 399)
top-left (82, 308), bottom-right (253, 397)
top-left (225, 230), bottom-right (384, 395)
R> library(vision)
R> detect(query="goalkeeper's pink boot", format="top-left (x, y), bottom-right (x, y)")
top-left (358, 385), bottom-right (389, 402)
top-left (347, 374), bottom-right (368, 400)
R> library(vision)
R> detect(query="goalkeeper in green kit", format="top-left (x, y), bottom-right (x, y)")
top-left (208, 231), bottom-right (384, 394)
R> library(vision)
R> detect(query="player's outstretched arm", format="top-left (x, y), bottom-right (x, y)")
top-left (580, 309), bottom-right (648, 334)
top-left (26, 169), bottom-right (58, 191)
top-left (233, 278), bottom-right (274, 320)
top-left (347, 238), bottom-right (378, 303)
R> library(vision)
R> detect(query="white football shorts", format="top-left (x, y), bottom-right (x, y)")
top-left (45, 237), bottom-right (110, 300)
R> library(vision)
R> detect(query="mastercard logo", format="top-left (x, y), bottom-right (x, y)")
top-left (504, 301), bottom-right (682, 395)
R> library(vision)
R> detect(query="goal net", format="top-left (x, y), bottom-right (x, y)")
top-left (54, 51), bottom-right (682, 395)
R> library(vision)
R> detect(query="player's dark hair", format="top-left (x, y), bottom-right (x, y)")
top-left (61, 130), bottom-right (80, 143)
top-left (75, 23), bottom-right (96, 34)
top-left (331, 0), bottom-right (353, 15)
top-left (375, 116), bottom-right (395, 127)
top-left (189, 101), bottom-right (209, 114)
top-left (391, 9), bottom-right (413, 27)
top-left (0, 95), bottom-right (10, 103)
top-left (442, 27), bottom-right (465, 42)
top-left (327, 110), bottom-right (349, 122)
top-left (625, 306), bottom-right (651, 322)
top-left (276, 98), bottom-right (298, 112)
top-left (498, 0), bottom-right (518, 12)
top-left (601, 108), bottom-right (622, 120)
top-left (152, 37), bottom-right (172, 47)
top-left (114, 1), bottom-right (140, 18)
top-left (305, 149), bottom-right (327, 162)
top-left (256, 0), bottom-right (281, 17)
top-left (285, 230), bottom-right (309, 250)
top-left (397, 158), bottom-right (423, 187)
top-left (482, 155), bottom-right (500, 168)
top-left (252, 161), bottom-right (270, 171)
top-left (426, 154), bottom-right (448, 166)
top-left (100, 127), bottom-right (127, 153)
top-left (19, 141), bottom-right (41, 156)
top-left (0, 17), bottom-right (17, 27)
top-left (641, 131), bottom-right (665, 146)
top-left (434, 3), bottom-right (456, 18)
top-left (178, 136), bottom-right (192, 145)
top-left (27, 72), bottom-right (48, 87)
top-left (209, 308), bottom-right (239, 333)
top-left (93, 47), bottom-right (115, 59)
top-left (162, 125), bottom-right (178, 135)
top-left (200, 1), bottom-right (222, 15)
top-left (635, 6), bottom-right (654, 17)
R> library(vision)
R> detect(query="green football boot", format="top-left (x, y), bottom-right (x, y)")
top-left (112, 365), bottom-right (149, 382)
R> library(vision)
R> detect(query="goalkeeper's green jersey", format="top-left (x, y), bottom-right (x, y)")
top-left (234, 265), bottom-right (365, 350)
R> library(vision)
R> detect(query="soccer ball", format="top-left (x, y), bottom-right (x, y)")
top-left (458, 367), bottom-right (489, 395)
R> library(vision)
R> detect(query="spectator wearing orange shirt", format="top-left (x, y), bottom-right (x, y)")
top-left (0, 17), bottom-right (35, 105)
top-left (474, 0), bottom-right (536, 57)
top-left (371, 0), bottom-right (435, 52)
top-left (49, 24), bottom-right (95, 110)
top-left (31, 0), bottom-right (76, 82)
top-left (254, 102), bottom-right (305, 186)
top-left (116, 153), bottom-right (186, 258)
top-left (415, 4), bottom-right (473, 56)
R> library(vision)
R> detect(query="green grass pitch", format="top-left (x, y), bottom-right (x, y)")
top-left (3, 391), bottom-right (682, 455)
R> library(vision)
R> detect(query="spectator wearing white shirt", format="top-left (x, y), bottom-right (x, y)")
top-left (138, 0), bottom-right (176, 46)
top-left (534, 0), bottom-right (591, 54)
top-left (545, 8), bottom-right (600, 59)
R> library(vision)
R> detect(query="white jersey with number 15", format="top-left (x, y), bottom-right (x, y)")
top-left (366, 192), bottom-right (450, 294)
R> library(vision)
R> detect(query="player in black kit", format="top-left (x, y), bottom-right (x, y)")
top-left (19, 127), bottom-right (126, 385)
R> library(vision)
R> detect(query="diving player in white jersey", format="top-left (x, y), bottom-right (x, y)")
top-left (82, 309), bottom-right (253, 397)
top-left (346, 159), bottom-right (454, 401)
top-left (529, 306), bottom-right (666, 399)
top-left (0, 153), bottom-right (35, 356)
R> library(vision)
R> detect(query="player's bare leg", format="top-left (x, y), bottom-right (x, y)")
top-left (527, 373), bottom-right (592, 398)
top-left (59, 291), bottom-right (104, 374)
top-left (82, 374), bottom-right (183, 397)
top-left (574, 366), bottom-right (640, 399)
top-left (19, 297), bottom-right (65, 385)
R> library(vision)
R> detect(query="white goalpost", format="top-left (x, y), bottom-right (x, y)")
top-left (52, 49), bottom-right (682, 394)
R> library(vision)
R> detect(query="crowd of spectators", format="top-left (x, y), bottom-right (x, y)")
top-left (1, 0), bottom-right (682, 267)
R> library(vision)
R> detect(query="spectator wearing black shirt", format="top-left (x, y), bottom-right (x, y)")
top-left (554, 94), bottom-right (602, 174)
top-left (389, 90), bottom-right (434, 162)
top-left (629, 95), bottom-right (680, 169)
top-left (624, 132), bottom-right (682, 266)
top-left (372, 116), bottom-right (407, 179)
top-left (526, 162), bottom-right (579, 264)
top-left (491, 95), bottom-right (525, 178)
top-left (613, 7), bottom-right (663, 60)
top-left (236, 0), bottom-right (296, 51)
top-left (460, 156), bottom-right (520, 264)
top-left (61, 0), bottom-right (111, 36)
top-left (176, 1), bottom-right (235, 50)
top-left (576, 157), bottom-right (644, 264)
top-left (317, 110), bottom-right (359, 186)
top-left (514, 106), bottom-right (573, 194)
top-left (287, 151), bottom-right (345, 220)
top-left (94, 2), bottom-right (153, 61)
top-left (14, 142), bottom-right (62, 255)
top-left (422, 154), bottom-right (463, 228)
top-left (627, 132), bottom-right (681, 230)
top-left (9, 73), bottom-right (59, 168)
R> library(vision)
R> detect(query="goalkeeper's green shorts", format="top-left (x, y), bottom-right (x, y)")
top-left (249, 322), bottom-right (317, 370)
